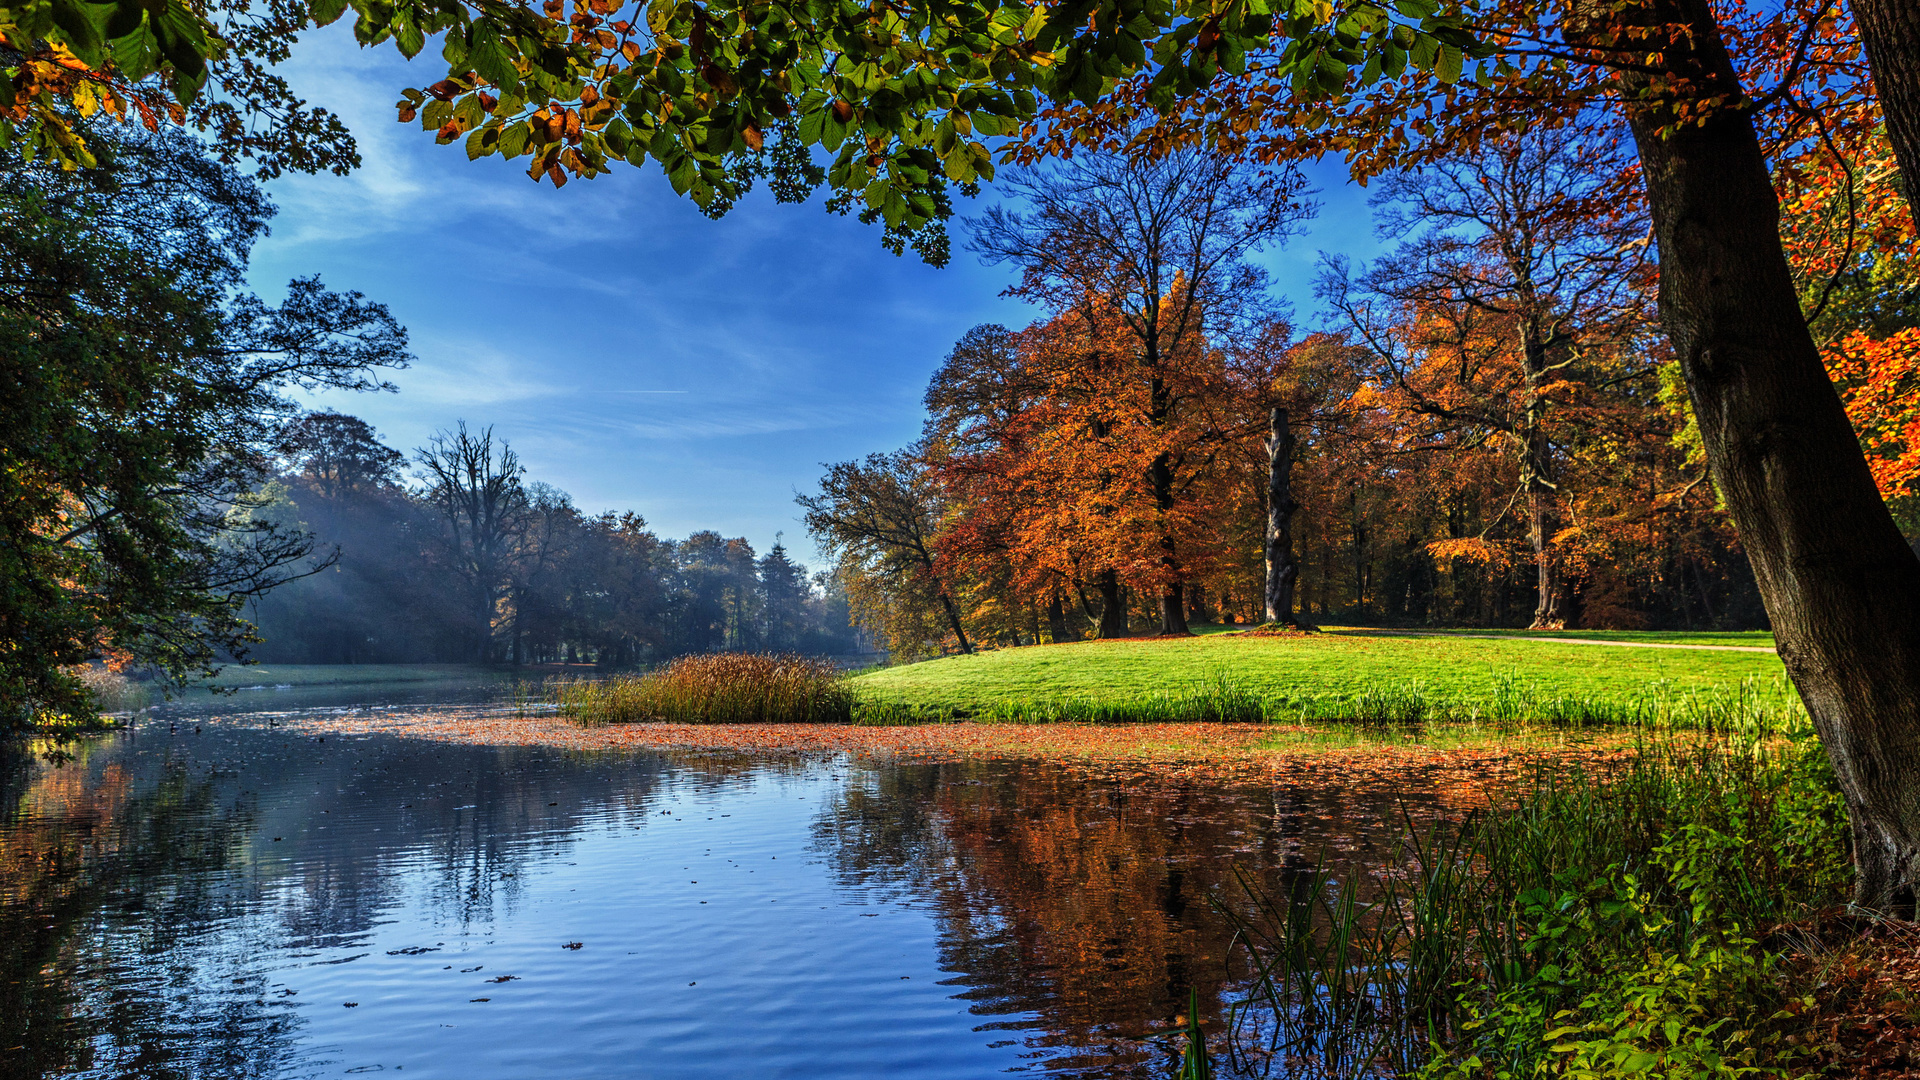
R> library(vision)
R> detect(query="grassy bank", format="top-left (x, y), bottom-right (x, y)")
top-left (851, 631), bottom-right (1799, 730)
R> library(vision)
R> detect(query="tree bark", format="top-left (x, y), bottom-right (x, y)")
top-left (1520, 332), bottom-right (1564, 628)
top-left (1621, 0), bottom-right (1920, 914)
top-left (1046, 593), bottom-right (1071, 644)
top-left (1158, 582), bottom-right (1190, 635)
top-left (936, 587), bottom-right (974, 655)
top-left (1264, 407), bottom-right (1311, 627)
top-left (1150, 445), bottom-right (1192, 636)
top-left (1848, 0), bottom-right (1920, 218)
top-left (1095, 569), bottom-right (1129, 638)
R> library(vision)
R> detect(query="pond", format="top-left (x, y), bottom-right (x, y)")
top-left (2, 699), bottom-right (1450, 1080)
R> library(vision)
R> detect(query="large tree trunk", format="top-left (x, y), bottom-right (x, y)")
top-left (1150, 448), bottom-right (1192, 636)
top-left (1622, 0), bottom-right (1920, 914)
top-left (1095, 569), bottom-right (1129, 638)
top-left (1157, 582), bottom-right (1190, 635)
top-left (1848, 0), bottom-right (1920, 217)
top-left (1046, 593), bottom-right (1071, 644)
top-left (1264, 407), bottom-right (1310, 627)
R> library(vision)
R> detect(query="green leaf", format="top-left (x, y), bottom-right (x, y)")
top-left (1436, 43), bottom-right (1462, 83)
top-left (102, 0), bottom-right (144, 42)
top-left (797, 108), bottom-right (824, 145)
top-left (151, 4), bottom-right (210, 80)
top-left (499, 122), bottom-right (531, 158)
top-left (310, 0), bottom-right (350, 26)
top-left (109, 24), bottom-right (159, 78)
top-left (395, 14), bottom-right (425, 59)
top-left (468, 22), bottom-right (516, 87)
top-left (50, 0), bottom-right (110, 70)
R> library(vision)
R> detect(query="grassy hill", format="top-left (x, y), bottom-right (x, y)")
top-left (850, 627), bottom-right (1796, 728)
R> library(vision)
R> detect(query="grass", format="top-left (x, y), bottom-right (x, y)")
top-left (851, 631), bottom-right (1801, 731)
top-left (545, 653), bottom-right (855, 724)
top-left (1353, 627), bottom-right (1777, 648)
top-left (1218, 731), bottom-right (1854, 1079)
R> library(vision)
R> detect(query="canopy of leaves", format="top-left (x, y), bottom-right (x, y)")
top-left (0, 127), bottom-right (409, 727)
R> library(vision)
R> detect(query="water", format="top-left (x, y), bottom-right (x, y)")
top-left (2, 709), bottom-right (1433, 1080)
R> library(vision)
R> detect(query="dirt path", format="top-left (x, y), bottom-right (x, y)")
top-left (1330, 628), bottom-right (1777, 654)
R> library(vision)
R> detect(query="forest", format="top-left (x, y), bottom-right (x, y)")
top-left (249, 413), bottom-right (864, 667)
top-left (805, 122), bottom-right (1915, 659)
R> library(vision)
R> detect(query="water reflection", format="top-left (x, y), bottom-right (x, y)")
top-left (2, 721), bottom-right (1435, 1079)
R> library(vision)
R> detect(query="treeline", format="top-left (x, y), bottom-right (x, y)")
top-left (249, 414), bottom-right (863, 667)
top-left (806, 126), bottom-right (1916, 658)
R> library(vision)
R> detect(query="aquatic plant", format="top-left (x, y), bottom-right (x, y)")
top-left (548, 653), bottom-right (855, 724)
top-left (1217, 733), bottom-right (1852, 1079)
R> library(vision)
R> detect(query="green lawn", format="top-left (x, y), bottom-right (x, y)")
top-left (1337, 627), bottom-right (1776, 649)
top-left (851, 629), bottom-right (1796, 726)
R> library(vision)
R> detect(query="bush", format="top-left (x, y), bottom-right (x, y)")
top-left (548, 653), bottom-right (854, 724)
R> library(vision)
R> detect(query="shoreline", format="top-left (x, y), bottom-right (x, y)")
top-left (223, 706), bottom-right (1642, 799)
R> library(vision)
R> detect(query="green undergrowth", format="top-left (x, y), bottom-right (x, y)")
top-left (1216, 732), bottom-right (1854, 1079)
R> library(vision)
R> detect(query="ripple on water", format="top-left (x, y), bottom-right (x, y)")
top-left (2, 712), bottom-right (1460, 1079)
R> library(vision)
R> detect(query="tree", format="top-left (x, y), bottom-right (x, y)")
top-left (970, 146), bottom-right (1312, 634)
top-left (1323, 125), bottom-right (1657, 627)
top-left (278, 411), bottom-right (407, 501)
top-left (1607, 0), bottom-right (1920, 914)
top-left (0, 128), bottom-right (408, 726)
top-left (416, 423), bottom-right (530, 664)
top-left (800, 449), bottom-right (973, 658)
top-left (1846, 0), bottom-right (1920, 215)
top-left (757, 538), bottom-right (807, 652)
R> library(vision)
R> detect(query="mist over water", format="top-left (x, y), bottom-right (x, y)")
top-left (2, 707), bottom-right (1430, 1079)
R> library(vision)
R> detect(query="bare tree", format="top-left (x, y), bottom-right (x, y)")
top-left (416, 423), bottom-right (530, 663)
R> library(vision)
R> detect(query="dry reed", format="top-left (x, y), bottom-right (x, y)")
top-left (546, 653), bottom-right (854, 724)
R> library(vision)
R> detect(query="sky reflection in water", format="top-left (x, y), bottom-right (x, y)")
top-left (2, 712), bottom-right (1420, 1079)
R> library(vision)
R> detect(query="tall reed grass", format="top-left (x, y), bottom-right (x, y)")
top-left (546, 653), bottom-right (855, 724)
top-left (1215, 732), bottom-right (1851, 1078)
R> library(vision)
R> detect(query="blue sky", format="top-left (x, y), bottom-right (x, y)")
top-left (254, 27), bottom-right (1385, 567)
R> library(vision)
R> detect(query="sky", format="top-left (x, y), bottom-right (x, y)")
top-left (253, 26), bottom-right (1387, 568)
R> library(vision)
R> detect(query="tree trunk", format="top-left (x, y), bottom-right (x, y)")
top-left (476, 584), bottom-right (493, 665)
top-left (1158, 582), bottom-right (1190, 636)
top-left (1046, 593), bottom-right (1071, 644)
top-left (1622, 0), bottom-right (1920, 914)
top-left (1519, 324), bottom-right (1564, 629)
top-left (1265, 407), bottom-right (1310, 627)
top-left (935, 587), bottom-right (974, 655)
top-left (1149, 445), bottom-right (1192, 636)
top-left (1095, 569), bottom-right (1129, 638)
top-left (1848, 0), bottom-right (1920, 217)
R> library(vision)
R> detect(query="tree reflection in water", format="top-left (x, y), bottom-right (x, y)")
top-left (4, 725), bottom-right (1440, 1080)
top-left (815, 758), bottom-right (1424, 1079)
top-left (1, 738), bottom-right (291, 1080)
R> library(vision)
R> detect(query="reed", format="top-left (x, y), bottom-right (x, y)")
top-left (1216, 732), bottom-right (1851, 1079)
top-left (547, 653), bottom-right (855, 724)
